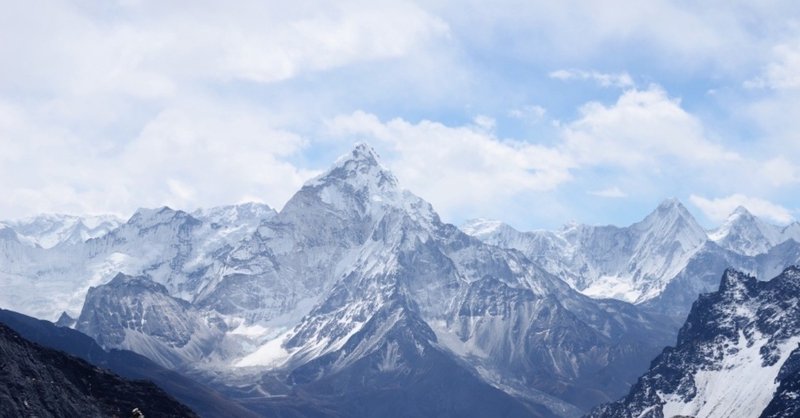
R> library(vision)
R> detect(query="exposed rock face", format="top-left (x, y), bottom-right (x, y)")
top-left (587, 267), bottom-right (800, 418)
top-left (76, 273), bottom-right (227, 369)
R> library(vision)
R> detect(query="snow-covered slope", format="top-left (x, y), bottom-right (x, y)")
top-left (588, 267), bottom-right (800, 418)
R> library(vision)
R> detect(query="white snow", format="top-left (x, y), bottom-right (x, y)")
top-left (581, 275), bottom-right (641, 302)
top-left (235, 330), bottom-right (292, 368)
top-left (709, 206), bottom-right (794, 256)
top-left (463, 199), bottom-right (719, 304)
top-left (661, 332), bottom-right (800, 418)
top-left (461, 218), bottom-right (505, 237)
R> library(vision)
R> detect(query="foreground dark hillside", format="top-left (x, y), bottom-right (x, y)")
top-left (0, 322), bottom-right (197, 418)
top-left (0, 308), bottom-right (262, 418)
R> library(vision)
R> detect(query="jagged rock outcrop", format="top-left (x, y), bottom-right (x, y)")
top-left (587, 267), bottom-right (800, 418)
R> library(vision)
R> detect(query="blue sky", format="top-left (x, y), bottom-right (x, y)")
top-left (1, 1), bottom-right (800, 230)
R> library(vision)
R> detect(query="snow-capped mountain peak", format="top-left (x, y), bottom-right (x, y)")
top-left (306, 143), bottom-right (398, 192)
top-left (709, 205), bottom-right (789, 256)
top-left (732, 204), bottom-right (753, 216)
top-left (629, 198), bottom-right (707, 263)
top-left (463, 198), bottom-right (710, 304)
top-left (278, 143), bottom-right (437, 232)
top-left (634, 198), bottom-right (706, 244)
top-left (2, 213), bottom-right (123, 248)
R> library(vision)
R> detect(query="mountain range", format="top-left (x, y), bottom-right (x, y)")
top-left (463, 199), bottom-right (800, 322)
top-left (1, 143), bottom-right (798, 417)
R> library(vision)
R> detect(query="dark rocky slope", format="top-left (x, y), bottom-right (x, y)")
top-left (0, 322), bottom-right (197, 418)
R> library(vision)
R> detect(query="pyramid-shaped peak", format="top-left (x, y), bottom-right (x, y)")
top-left (655, 198), bottom-right (687, 212)
top-left (642, 198), bottom-right (697, 224)
top-left (635, 198), bottom-right (706, 245)
top-left (306, 143), bottom-right (398, 190)
top-left (730, 205), bottom-right (754, 218)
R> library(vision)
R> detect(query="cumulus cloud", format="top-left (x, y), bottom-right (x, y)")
top-left (2, 0), bottom-right (800, 230)
top-left (116, 101), bottom-right (318, 210)
top-left (549, 69), bottom-right (634, 88)
top-left (562, 86), bottom-right (739, 168)
top-left (690, 194), bottom-right (795, 224)
top-left (745, 43), bottom-right (800, 90)
top-left (0, 98), bottom-right (317, 218)
top-left (0, 0), bottom-right (450, 218)
top-left (325, 84), bottom-right (794, 224)
top-left (508, 105), bottom-right (547, 122)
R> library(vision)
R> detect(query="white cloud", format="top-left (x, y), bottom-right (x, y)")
top-left (324, 84), bottom-right (791, 224)
top-left (589, 187), bottom-right (627, 198)
top-left (508, 105), bottom-right (546, 122)
top-left (0, 1), bottom-right (449, 91)
top-left (690, 194), bottom-right (795, 224)
top-left (472, 115), bottom-right (496, 131)
top-left (745, 43), bottom-right (800, 90)
top-left (117, 100), bottom-right (317, 211)
top-left (561, 86), bottom-right (739, 168)
top-left (0, 98), bottom-right (316, 218)
top-left (0, 1), bottom-right (450, 218)
top-left (326, 111), bottom-right (574, 218)
top-left (2, 0), bottom-right (800, 230)
top-left (758, 157), bottom-right (800, 187)
top-left (549, 69), bottom-right (634, 88)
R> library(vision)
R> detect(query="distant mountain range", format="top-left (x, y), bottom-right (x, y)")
top-left (1, 143), bottom-right (798, 417)
top-left (463, 199), bottom-right (800, 321)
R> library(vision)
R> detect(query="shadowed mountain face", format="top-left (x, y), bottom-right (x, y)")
top-left (0, 321), bottom-right (197, 418)
top-left (588, 267), bottom-right (800, 418)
